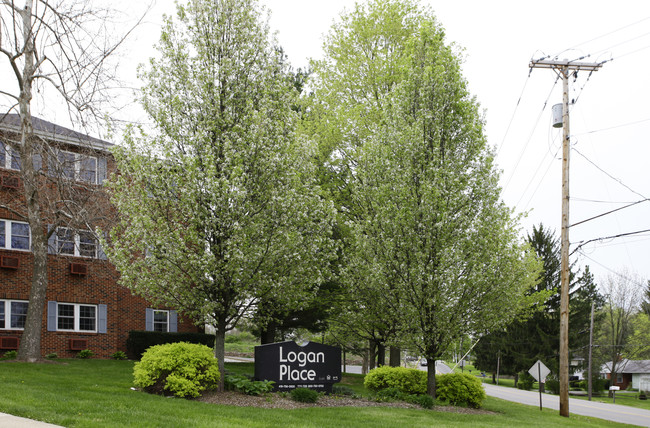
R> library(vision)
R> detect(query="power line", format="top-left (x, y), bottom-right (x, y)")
top-left (573, 117), bottom-right (650, 136)
top-left (502, 76), bottom-right (560, 192)
top-left (571, 199), bottom-right (650, 228)
top-left (573, 148), bottom-right (647, 199)
top-left (558, 16), bottom-right (650, 55)
top-left (572, 228), bottom-right (650, 256)
top-left (496, 69), bottom-right (532, 157)
top-left (575, 251), bottom-right (648, 288)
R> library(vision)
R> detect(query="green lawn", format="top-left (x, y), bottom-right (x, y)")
top-left (0, 359), bottom-right (636, 427)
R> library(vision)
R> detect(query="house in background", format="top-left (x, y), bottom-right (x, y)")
top-left (601, 359), bottom-right (650, 391)
top-left (0, 114), bottom-right (199, 358)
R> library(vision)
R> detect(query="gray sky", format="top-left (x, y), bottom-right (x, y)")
top-left (5, 0), bottom-right (650, 289)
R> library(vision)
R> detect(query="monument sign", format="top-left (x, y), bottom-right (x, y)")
top-left (255, 341), bottom-right (341, 392)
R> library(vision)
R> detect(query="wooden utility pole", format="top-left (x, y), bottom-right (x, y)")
top-left (529, 58), bottom-right (603, 417)
top-left (588, 301), bottom-right (595, 401)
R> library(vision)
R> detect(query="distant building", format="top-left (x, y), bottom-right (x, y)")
top-left (0, 115), bottom-right (199, 358)
top-left (601, 359), bottom-right (650, 391)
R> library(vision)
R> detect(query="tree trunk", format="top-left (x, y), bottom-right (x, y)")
top-left (368, 340), bottom-right (377, 370)
top-left (492, 372), bottom-right (496, 384)
top-left (16, 1), bottom-right (44, 363)
top-left (261, 320), bottom-right (277, 344)
top-left (427, 363), bottom-right (437, 399)
top-left (213, 319), bottom-right (227, 392)
top-left (514, 372), bottom-right (519, 388)
top-left (389, 346), bottom-right (400, 367)
top-left (377, 342), bottom-right (386, 367)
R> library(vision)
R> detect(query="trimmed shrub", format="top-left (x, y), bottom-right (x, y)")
top-left (376, 387), bottom-right (405, 401)
top-left (224, 331), bottom-right (256, 343)
top-left (133, 342), bottom-right (220, 398)
top-left (290, 387), bottom-right (319, 403)
top-left (111, 351), bottom-right (128, 360)
top-left (364, 366), bottom-right (427, 395)
top-left (45, 353), bottom-right (58, 359)
top-left (517, 371), bottom-right (534, 390)
top-left (126, 331), bottom-right (215, 360)
top-left (436, 373), bottom-right (486, 408)
top-left (77, 349), bottom-right (94, 359)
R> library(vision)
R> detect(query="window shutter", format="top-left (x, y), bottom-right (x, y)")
top-left (47, 301), bottom-right (57, 331)
top-left (169, 310), bottom-right (178, 333)
top-left (98, 157), bottom-right (108, 184)
top-left (145, 308), bottom-right (153, 331)
top-left (47, 225), bottom-right (56, 254)
top-left (98, 304), bottom-right (107, 333)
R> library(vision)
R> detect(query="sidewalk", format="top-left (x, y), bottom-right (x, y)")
top-left (0, 413), bottom-right (62, 428)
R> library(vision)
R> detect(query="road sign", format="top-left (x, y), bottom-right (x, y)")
top-left (529, 360), bottom-right (550, 383)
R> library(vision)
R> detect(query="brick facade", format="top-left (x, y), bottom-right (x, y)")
top-left (0, 116), bottom-right (200, 359)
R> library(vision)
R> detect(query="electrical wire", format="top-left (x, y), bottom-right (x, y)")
top-left (575, 251), bottom-right (648, 289)
top-left (502, 76), bottom-right (560, 193)
top-left (496, 69), bottom-right (532, 157)
top-left (570, 199), bottom-right (650, 228)
top-left (573, 117), bottom-right (650, 136)
top-left (572, 228), bottom-right (650, 256)
top-left (573, 148), bottom-right (647, 199)
top-left (558, 16), bottom-right (650, 56)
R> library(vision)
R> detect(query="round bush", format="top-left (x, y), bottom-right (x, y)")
top-left (290, 387), bottom-right (319, 403)
top-left (364, 366), bottom-right (427, 395)
top-left (436, 373), bottom-right (486, 408)
top-left (133, 342), bottom-right (220, 398)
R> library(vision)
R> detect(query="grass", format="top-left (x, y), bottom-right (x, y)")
top-left (0, 359), bottom-right (635, 427)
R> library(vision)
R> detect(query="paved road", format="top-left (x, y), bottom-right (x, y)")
top-left (483, 383), bottom-right (650, 427)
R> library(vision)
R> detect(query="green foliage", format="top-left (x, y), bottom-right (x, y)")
top-left (364, 366), bottom-right (426, 395)
top-left (111, 351), bottom-right (128, 360)
top-left (225, 331), bottom-right (256, 344)
top-left (545, 378), bottom-right (560, 394)
top-left (436, 373), bottom-right (486, 408)
top-left (332, 385), bottom-right (356, 397)
top-left (77, 349), bottom-right (94, 359)
top-left (126, 331), bottom-right (215, 360)
top-left (405, 393), bottom-right (435, 409)
top-left (517, 372), bottom-right (534, 391)
top-left (375, 387), bottom-right (405, 401)
top-left (45, 353), bottom-right (58, 359)
top-left (133, 342), bottom-right (220, 398)
top-left (290, 387), bottom-right (319, 403)
top-left (1, 350), bottom-right (17, 360)
top-left (578, 377), bottom-right (606, 393)
top-left (224, 374), bottom-right (274, 396)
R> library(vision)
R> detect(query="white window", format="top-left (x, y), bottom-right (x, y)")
top-left (51, 150), bottom-right (98, 184)
top-left (0, 141), bottom-right (20, 170)
top-left (153, 310), bottom-right (169, 332)
top-left (54, 227), bottom-right (97, 258)
top-left (0, 219), bottom-right (31, 251)
top-left (55, 303), bottom-right (97, 332)
top-left (0, 300), bottom-right (29, 330)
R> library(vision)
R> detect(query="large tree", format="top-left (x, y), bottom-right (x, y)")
top-left (0, 0), bottom-right (136, 361)
top-left (343, 17), bottom-right (541, 397)
top-left (106, 0), bottom-right (336, 387)
top-left (598, 270), bottom-right (645, 387)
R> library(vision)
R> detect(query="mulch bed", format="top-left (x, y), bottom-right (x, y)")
top-left (196, 391), bottom-right (495, 415)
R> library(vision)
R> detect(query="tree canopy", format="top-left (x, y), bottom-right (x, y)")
top-left (106, 0), bottom-right (337, 387)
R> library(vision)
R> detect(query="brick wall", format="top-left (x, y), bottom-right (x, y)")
top-left (0, 127), bottom-right (201, 359)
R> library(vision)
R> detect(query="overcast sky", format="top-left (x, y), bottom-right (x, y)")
top-left (7, 0), bottom-right (650, 289)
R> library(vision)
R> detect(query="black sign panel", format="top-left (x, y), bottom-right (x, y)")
top-left (255, 341), bottom-right (341, 392)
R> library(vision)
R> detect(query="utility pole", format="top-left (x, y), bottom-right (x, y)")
top-left (529, 58), bottom-right (603, 417)
top-left (588, 301), bottom-right (595, 401)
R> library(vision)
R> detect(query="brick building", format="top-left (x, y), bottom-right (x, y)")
top-left (0, 115), bottom-right (199, 358)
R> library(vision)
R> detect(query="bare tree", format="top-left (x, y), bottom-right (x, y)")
top-left (0, 0), bottom-right (140, 361)
top-left (599, 269), bottom-right (644, 389)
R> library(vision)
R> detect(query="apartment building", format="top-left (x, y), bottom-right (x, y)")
top-left (0, 114), bottom-right (198, 358)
